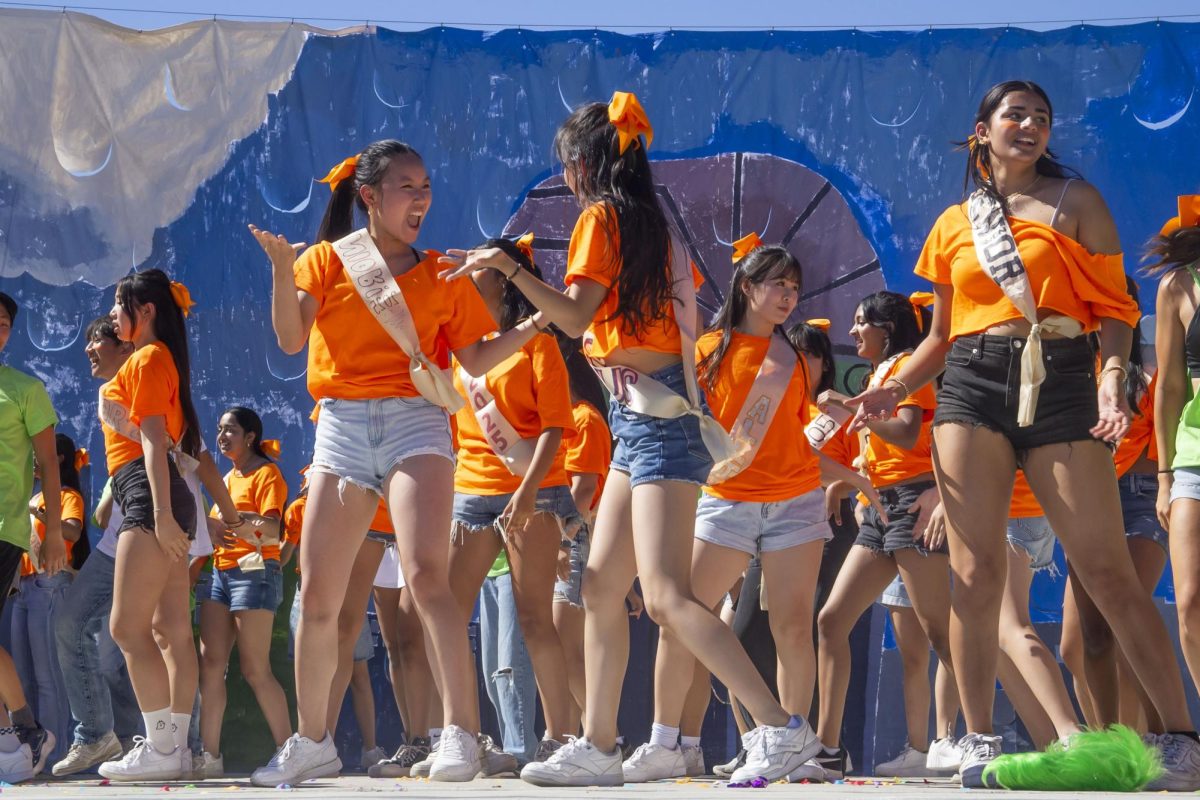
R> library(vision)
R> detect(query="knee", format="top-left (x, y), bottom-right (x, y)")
top-left (817, 605), bottom-right (851, 643)
top-left (1080, 620), bottom-right (1116, 658)
top-left (515, 604), bottom-right (554, 643)
top-left (769, 612), bottom-right (813, 647)
top-left (580, 571), bottom-right (623, 614)
top-left (108, 615), bottom-right (144, 652)
top-left (955, 556), bottom-right (1006, 600)
top-left (239, 658), bottom-right (274, 688)
top-left (641, 587), bottom-right (688, 628)
top-left (297, 585), bottom-right (340, 628)
top-left (1176, 584), bottom-right (1200, 637)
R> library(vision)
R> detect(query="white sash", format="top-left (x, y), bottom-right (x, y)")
top-left (98, 391), bottom-right (200, 473)
top-left (707, 333), bottom-right (798, 484)
top-left (457, 365), bottom-right (537, 477)
top-left (332, 228), bottom-right (465, 413)
top-left (805, 404), bottom-right (853, 452)
top-left (584, 236), bottom-right (738, 463)
top-left (966, 191), bottom-right (1083, 427)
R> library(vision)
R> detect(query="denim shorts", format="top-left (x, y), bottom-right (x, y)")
top-left (1006, 516), bottom-right (1057, 573)
top-left (452, 485), bottom-right (579, 536)
top-left (204, 562), bottom-right (283, 613)
top-left (353, 614), bottom-right (374, 662)
top-left (855, 480), bottom-right (946, 556)
top-left (112, 457), bottom-right (197, 540)
top-left (880, 574), bottom-right (911, 608)
top-left (1124, 473), bottom-right (1169, 551)
top-left (936, 334), bottom-right (1098, 456)
top-left (553, 523), bottom-right (590, 607)
top-left (1170, 466), bottom-right (1200, 505)
top-left (608, 363), bottom-right (714, 488)
top-left (311, 396), bottom-right (453, 496)
top-left (695, 488), bottom-right (832, 557)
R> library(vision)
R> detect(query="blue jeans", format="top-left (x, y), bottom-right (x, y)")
top-left (13, 571), bottom-right (73, 761)
top-left (54, 552), bottom-right (141, 746)
top-left (478, 573), bottom-right (538, 765)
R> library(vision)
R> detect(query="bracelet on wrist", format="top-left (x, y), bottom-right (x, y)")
top-left (1100, 364), bottom-right (1129, 381)
top-left (1159, 469), bottom-right (1175, 475)
top-left (883, 377), bottom-right (910, 400)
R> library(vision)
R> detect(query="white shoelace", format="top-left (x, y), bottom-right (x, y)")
top-left (962, 736), bottom-right (999, 762)
top-left (267, 735), bottom-right (299, 768)
top-left (1161, 735), bottom-right (1192, 766)
top-left (440, 729), bottom-right (471, 761)
top-left (547, 736), bottom-right (591, 764)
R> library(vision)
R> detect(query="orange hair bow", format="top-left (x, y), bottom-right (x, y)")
top-left (74, 448), bottom-right (89, 471)
top-left (261, 439), bottom-right (282, 459)
top-left (806, 318), bottom-right (831, 332)
top-left (1160, 195), bottom-right (1200, 237)
top-left (319, 155), bottom-right (359, 193)
top-left (909, 291), bottom-right (934, 333)
top-left (514, 232), bottom-right (535, 266)
top-left (169, 281), bottom-right (195, 318)
top-left (732, 232), bottom-right (765, 264)
top-left (966, 134), bottom-right (979, 152)
top-left (608, 91), bottom-right (653, 155)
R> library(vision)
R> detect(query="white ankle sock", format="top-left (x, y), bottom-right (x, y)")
top-left (649, 723), bottom-right (680, 749)
top-left (171, 713), bottom-right (190, 750)
top-left (143, 708), bottom-right (174, 753)
top-left (681, 735), bottom-right (701, 749)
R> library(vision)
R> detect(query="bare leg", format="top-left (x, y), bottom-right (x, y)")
top-left (234, 609), bottom-right (292, 747)
top-left (349, 660), bottom-right (376, 751)
top-left (197, 601), bottom-right (236, 755)
top-left (1058, 577), bottom-right (1101, 726)
top-left (761, 540), bottom-right (825, 716)
top-left (1169, 497), bottom-right (1200, 711)
top-left (326, 539), bottom-right (385, 732)
top-left (889, 606), bottom-right (932, 749)
top-left (111, 530), bottom-right (176, 712)
top-left (374, 587), bottom-right (410, 731)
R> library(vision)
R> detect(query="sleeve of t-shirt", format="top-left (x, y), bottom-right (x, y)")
top-left (441, 276), bottom-right (498, 352)
top-left (255, 466), bottom-right (289, 518)
top-left (283, 499), bottom-right (303, 545)
top-left (566, 407), bottom-right (611, 476)
top-left (564, 205), bottom-right (618, 290)
top-left (530, 337), bottom-right (577, 433)
top-left (22, 378), bottom-right (58, 437)
top-left (60, 489), bottom-right (85, 525)
top-left (292, 242), bottom-right (330, 304)
top-left (127, 349), bottom-right (176, 425)
top-left (894, 355), bottom-right (937, 412)
top-left (913, 208), bottom-right (956, 285)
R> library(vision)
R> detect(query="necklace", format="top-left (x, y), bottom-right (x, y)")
top-left (1003, 173), bottom-right (1043, 200)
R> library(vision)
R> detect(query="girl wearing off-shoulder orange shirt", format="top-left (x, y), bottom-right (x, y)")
top-left (440, 94), bottom-right (816, 787)
top-left (850, 80), bottom-right (1196, 788)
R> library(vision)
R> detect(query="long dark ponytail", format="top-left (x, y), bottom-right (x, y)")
top-left (1143, 224), bottom-right (1200, 278)
top-left (316, 140), bottom-right (423, 243)
top-left (555, 331), bottom-right (609, 419)
top-left (554, 103), bottom-right (672, 340)
top-left (1125, 276), bottom-right (1150, 413)
top-left (115, 269), bottom-right (201, 458)
top-left (787, 322), bottom-right (837, 397)
top-left (224, 406), bottom-right (273, 462)
top-left (857, 291), bottom-right (929, 362)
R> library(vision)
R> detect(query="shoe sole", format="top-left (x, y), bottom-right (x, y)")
top-left (624, 767), bottom-right (686, 783)
top-left (960, 764), bottom-right (1000, 789)
top-left (521, 771), bottom-right (623, 787)
top-left (429, 761), bottom-right (482, 782)
top-left (52, 741), bottom-right (124, 777)
top-left (367, 765), bottom-right (411, 778)
top-left (249, 755), bottom-right (342, 787)
top-left (732, 734), bottom-right (825, 783)
top-left (97, 766), bottom-right (186, 782)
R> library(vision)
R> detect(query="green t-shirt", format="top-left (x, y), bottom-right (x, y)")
top-left (487, 549), bottom-right (511, 578)
top-left (0, 366), bottom-right (58, 549)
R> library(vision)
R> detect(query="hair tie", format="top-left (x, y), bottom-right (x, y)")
top-left (967, 133), bottom-right (979, 153)
top-left (261, 439), bottom-right (282, 459)
top-left (1160, 194), bottom-right (1200, 237)
top-left (607, 91), bottom-right (653, 155)
top-left (909, 291), bottom-right (934, 333)
top-left (319, 155), bottom-right (359, 193)
top-left (732, 232), bottom-right (765, 263)
top-left (806, 318), bottom-right (831, 332)
top-left (74, 448), bottom-right (89, 471)
top-left (169, 281), bottom-right (195, 318)
top-left (514, 232), bottom-right (535, 266)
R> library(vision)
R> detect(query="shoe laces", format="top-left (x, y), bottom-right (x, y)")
top-left (1160, 734), bottom-right (1194, 767)
top-left (960, 734), bottom-right (999, 761)
top-left (122, 736), bottom-right (150, 764)
top-left (534, 738), bottom-right (562, 760)
top-left (266, 735), bottom-right (300, 768)
top-left (439, 727), bottom-right (472, 761)
top-left (547, 736), bottom-right (591, 764)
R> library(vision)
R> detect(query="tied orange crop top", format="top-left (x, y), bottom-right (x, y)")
top-left (914, 204), bottom-right (1140, 340)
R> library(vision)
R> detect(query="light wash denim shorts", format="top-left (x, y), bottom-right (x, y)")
top-left (694, 488), bottom-right (832, 557)
top-left (608, 363), bottom-right (714, 488)
top-left (553, 523), bottom-right (590, 607)
top-left (1006, 516), bottom-right (1057, 573)
top-left (880, 574), bottom-right (911, 608)
top-left (1171, 466), bottom-right (1200, 506)
top-left (311, 396), bottom-right (453, 496)
top-left (451, 485), bottom-right (579, 535)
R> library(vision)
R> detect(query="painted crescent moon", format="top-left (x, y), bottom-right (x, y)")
top-left (869, 95), bottom-right (924, 128)
top-left (55, 140), bottom-right (112, 178)
top-left (260, 180), bottom-right (313, 214)
top-left (373, 71), bottom-right (405, 109)
top-left (163, 64), bottom-right (190, 112)
top-left (1133, 87), bottom-right (1193, 130)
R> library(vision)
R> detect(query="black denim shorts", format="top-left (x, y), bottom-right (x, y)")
top-left (111, 456), bottom-right (197, 540)
top-left (854, 480), bottom-right (946, 556)
top-left (935, 334), bottom-right (1098, 457)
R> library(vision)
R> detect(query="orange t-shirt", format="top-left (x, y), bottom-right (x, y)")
top-left (1114, 372), bottom-right (1158, 479)
top-left (1009, 473), bottom-right (1044, 520)
top-left (913, 204), bottom-right (1140, 340)
top-left (100, 341), bottom-right (187, 475)
top-left (564, 203), bottom-right (703, 359)
top-left (283, 496), bottom-right (390, 572)
top-left (23, 488), bottom-right (83, 576)
top-left (697, 331), bottom-right (821, 502)
top-left (369, 500), bottom-right (394, 535)
top-left (293, 243), bottom-right (496, 401)
top-left (864, 354), bottom-right (936, 488)
top-left (811, 402), bottom-right (862, 473)
top-left (452, 333), bottom-right (575, 495)
top-left (211, 462), bottom-right (288, 571)
top-left (563, 401), bottom-right (612, 511)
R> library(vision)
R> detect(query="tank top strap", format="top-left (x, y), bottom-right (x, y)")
top-left (1049, 178), bottom-right (1076, 228)
top-left (1186, 261), bottom-right (1200, 289)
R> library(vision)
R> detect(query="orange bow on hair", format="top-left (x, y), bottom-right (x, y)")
top-left (608, 91), bottom-right (653, 155)
top-left (261, 440), bottom-right (282, 459)
top-left (319, 155), bottom-right (359, 193)
top-left (966, 134), bottom-right (979, 152)
top-left (1160, 195), bottom-right (1200, 237)
top-left (806, 318), bottom-right (831, 332)
top-left (169, 281), bottom-right (195, 318)
top-left (514, 232), bottom-right (535, 266)
top-left (732, 232), bottom-right (765, 263)
top-left (909, 291), bottom-right (934, 333)
top-left (74, 449), bottom-right (89, 471)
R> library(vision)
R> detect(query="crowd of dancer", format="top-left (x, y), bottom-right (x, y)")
top-left (2, 77), bottom-right (1200, 790)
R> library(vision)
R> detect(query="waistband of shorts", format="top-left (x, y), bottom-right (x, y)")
top-left (952, 332), bottom-right (1092, 357)
top-left (113, 455), bottom-right (182, 482)
top-left (1118, 471), bottom-right (1158, 492)
top-left (876, 478), bottom-right (936, 500)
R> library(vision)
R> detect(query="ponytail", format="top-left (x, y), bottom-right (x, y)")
top-left (315, 140), bottom-right (423, 244)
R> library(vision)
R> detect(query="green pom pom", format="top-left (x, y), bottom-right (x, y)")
top-left (982, 725), bottom-right (1163, 791)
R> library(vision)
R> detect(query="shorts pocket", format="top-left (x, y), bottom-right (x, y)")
top-left (944, 345), bottom-right (980, 368)
top-left (1045, 351), bottom-right (1094, 379)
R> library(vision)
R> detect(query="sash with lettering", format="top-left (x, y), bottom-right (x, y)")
top-left (584, 236), bottom-right (737, 463)
top-left (331, 228), bottom-right (464, 413)
top-left (98, 389), bottom-right (200, 473)
top-left (707, 333), bottom-right (798, 484)
top-left (965, 190), bottom-right (1082, 427)
top-left (457, 364), bottom-right (537, 477)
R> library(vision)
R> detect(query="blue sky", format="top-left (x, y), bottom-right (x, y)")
top-left (7, 0), bottom-right (1200, 30)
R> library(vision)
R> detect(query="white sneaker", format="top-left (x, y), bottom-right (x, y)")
top-left (410, 738), bottom-right (439, 778)
top-left (360, 746), bottom-right (387, 771)
top-left (97, 737), bottom-right (186, 782)
top-left (875, 744), bottom-right (931, 777)
top-left (428, 725), bottom-right (481, 782)
top-left (926, 736), bottom-right (962, 775)
top-left (478, 734), bottom-right (518, 777)
top-left (713, 749), bottom-right (745, 777)
top-left (192, 750), bottom-right (224, 779)
top-left (622, 742), bottom-right (686, 782)
top-left (250, 733), bottom-right (341, 787)
top-left (520, 737), bottom-right (623, 787)
top-left (957, 733), bottom-right (1002, 788)
top-left (52, 731), bottom-right (123, 776)
top-left (730, 719), bottom-right (822, 784)
top-left (1147, 733), bottom-right (1200, 791)
top-left (0, 742), bottom-right (35, 785)
top-left (683, 744), bottom-right (705, 777)
top-left (532, 737), bottom-right (564, 763)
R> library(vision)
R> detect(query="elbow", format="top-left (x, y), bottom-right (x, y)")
top-left (276, 336), bottom-right (305, 356)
